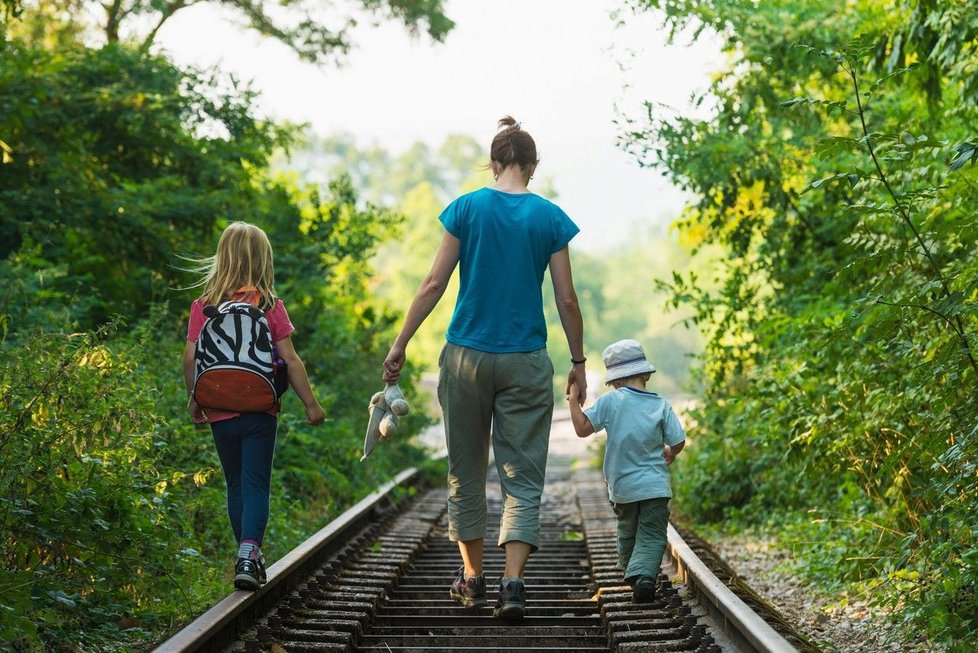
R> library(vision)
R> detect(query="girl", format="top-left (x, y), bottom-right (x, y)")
top-left (182, 221), bottom-right (325, 591)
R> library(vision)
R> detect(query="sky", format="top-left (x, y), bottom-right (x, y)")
top-left (157, 0), bottom-right (721, 252)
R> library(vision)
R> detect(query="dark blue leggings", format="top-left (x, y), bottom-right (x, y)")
top-left (211, 413), bottom-right (277, 544)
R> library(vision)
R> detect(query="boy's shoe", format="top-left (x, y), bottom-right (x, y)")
top-left (493, 577), bottom-right (526, 619)
top-left (234, 551), bottom-right (267, 591)
top-left (449, 566), bottom-right (487, 608)
top-left (633, 576), bottom-right (656, 603)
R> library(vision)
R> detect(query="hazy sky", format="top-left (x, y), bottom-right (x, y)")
top-left (158, 1), bottom-right (720, 252)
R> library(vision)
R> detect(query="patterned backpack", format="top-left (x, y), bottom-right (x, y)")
top-left (192, 299), bottom-right (286, 412)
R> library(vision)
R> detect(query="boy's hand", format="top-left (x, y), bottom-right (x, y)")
top-left (663, 445), bottom-right (675, 464)
top-left (566, 380), bottom-right (578, 402)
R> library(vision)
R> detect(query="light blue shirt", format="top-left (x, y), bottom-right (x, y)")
top-left (584, 387), bottom-right (686, 503)
top-left (439, 188), bottom-right (579, 353)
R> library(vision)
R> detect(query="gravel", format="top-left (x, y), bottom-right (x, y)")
top-left (708, 532), bottom-right (943, 653)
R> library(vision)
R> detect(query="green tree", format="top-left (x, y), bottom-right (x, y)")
top-left (0, 38), bottom-right (291, 330)
top-left (621, 0), bottom-right (978, 646)
top-left (0, 15), bottom-right (437, 650)
top-left (7, 0), bottom-right (453, 62)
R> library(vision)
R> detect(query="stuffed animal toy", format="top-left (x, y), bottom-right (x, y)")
top-left (360, 383), bottom-right (410, 461)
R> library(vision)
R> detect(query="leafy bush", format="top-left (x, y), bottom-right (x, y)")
top-left (625, 0), bottom-right (978, 647)
top-left (0, 35), bottom-right (436, 650)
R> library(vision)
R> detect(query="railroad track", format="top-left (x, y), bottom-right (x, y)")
top-left (155, 452), bottom-right (803, 653)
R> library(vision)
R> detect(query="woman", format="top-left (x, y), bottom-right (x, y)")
top-left (383, 116), bottom-right (586, 619)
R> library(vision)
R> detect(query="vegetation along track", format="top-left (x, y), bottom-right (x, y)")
top-left (154, 456), bottom-right (806, 652)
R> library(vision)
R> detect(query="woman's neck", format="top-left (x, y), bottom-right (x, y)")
top-left (492, 165), bottom-right (531, 194)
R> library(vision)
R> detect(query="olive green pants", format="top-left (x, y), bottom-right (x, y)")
top-left (614, 497), bottom-right (671, 582)
top-left (438, 343), bottom-right (554, 551)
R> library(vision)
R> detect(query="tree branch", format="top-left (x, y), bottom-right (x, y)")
top-left (139, 0), bottom-right (193, 51)
top-left (847, 62), bottom-right (978, 382)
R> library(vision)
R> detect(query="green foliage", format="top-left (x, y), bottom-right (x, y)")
top-left (0, 318), bottom-right (216, 650)
top-left (0, 28), bottom-right (434, 651)
top-left (0, 37), bottom-right (293, 331)
top-left (10, 0), bottom-right (453, 63)
top-left (623, 0), bottom-right (978, 646)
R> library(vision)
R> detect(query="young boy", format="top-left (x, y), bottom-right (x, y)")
top-left (567, 339), bottom-right (685, 603)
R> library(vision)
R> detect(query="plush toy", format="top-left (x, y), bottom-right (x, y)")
top-left (360, 383), bottom-right (410, 462)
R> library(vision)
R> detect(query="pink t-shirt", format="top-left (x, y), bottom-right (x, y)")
top-left (187, 296), bottom-right (295, 423)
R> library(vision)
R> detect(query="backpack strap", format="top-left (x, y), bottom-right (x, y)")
top-left (228, 285), bottom-right (263, 307)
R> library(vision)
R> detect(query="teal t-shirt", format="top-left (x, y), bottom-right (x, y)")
top-left (583, 387), bottom-right (686, 503)
top-left (439, 187), bottom-right (579, 353)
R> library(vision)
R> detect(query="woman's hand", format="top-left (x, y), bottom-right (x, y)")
top-left (383, 344), bottom-right (406, 383)
top-left (566, 365), bottom-right (587, 405)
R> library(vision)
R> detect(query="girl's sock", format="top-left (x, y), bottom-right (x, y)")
top-left (237, 539), bottom-right (260, 560)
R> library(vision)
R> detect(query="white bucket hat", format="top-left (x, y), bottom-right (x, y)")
top-left (602, 339), bottom-right (656, 383)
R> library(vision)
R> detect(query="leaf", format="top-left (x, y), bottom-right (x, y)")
top-left (803, 172), bottom-right (862, 193)
top-left (948, 142), bottom-right (977, 171)
top-left (46, 590), bottom-right (77, 608)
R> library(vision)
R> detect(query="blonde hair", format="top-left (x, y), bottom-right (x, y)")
top-left (193, 222), bottom-right (277, 310)
top-left (608, 372), bottom-right (652, 389)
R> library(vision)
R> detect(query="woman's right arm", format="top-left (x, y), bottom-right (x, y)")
top-left (549, 246), bottom-right (587, 404)
top-left (383, 229), bottom-right (460, 383)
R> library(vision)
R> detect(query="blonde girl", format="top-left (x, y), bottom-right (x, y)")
top-left (182, 221), bottom-right (324, 591)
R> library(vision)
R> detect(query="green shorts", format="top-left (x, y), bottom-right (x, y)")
top-left (437, 342), bottom-right (554, 551)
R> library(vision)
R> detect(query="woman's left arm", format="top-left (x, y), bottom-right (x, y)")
top-left (550, 246), bottom-right (587, 404)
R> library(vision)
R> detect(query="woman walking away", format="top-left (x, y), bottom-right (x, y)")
top-left (183, 221), bottom-right (325, 591)
top-left (383, 116), bottom-right (587, 620)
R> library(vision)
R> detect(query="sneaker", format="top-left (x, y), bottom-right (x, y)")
top-left (493, 577), bottom-right (526, 619)
top-left (633, 576), bottom-right (655, 603)
top-left (449, 566), bottom-right (487, 608)
top-left (234, 551), bottom-right (267, 591)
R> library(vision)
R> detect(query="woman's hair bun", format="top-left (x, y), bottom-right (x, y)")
top-left (490, 115), bottom-right (536, 168)
top-left (497, 115), bottom-right (520, 131)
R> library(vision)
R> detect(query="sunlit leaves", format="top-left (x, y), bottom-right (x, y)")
top-left (949, 140), bottom-right (978, 171)
top-left (623, 0), bottom-right (978, 646)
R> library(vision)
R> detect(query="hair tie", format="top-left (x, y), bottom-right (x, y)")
top-left (515, 121), bottom-right (522, 130)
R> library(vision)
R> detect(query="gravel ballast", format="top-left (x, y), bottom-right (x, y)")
top-left (707, 532), bottom-right (944, 653)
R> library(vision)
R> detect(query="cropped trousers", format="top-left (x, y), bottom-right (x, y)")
top-left (438, 342), bottom-right (554, 551)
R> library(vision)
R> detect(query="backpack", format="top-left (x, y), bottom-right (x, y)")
top-left (192, 300), bottom-right (288, 412)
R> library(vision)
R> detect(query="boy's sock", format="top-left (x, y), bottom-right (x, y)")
top-left (237, 539), bottom-right (261, 560)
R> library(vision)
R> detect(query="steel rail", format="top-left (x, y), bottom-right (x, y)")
top-left (153, 467), bottom-right (419, 653)
top-left (155, 456), bottom-right (805, 652)
top-left (667, 525), bottom-right (799, 653)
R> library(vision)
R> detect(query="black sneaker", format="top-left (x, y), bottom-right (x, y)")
top-left (633, 576), bottom-right (655, 603)
top-left (234, 551), bottom-right (267, 591)
top-left (493, 578), bottom-right (526, 619)
top-left (449, 566), bottom-right (487, 608)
